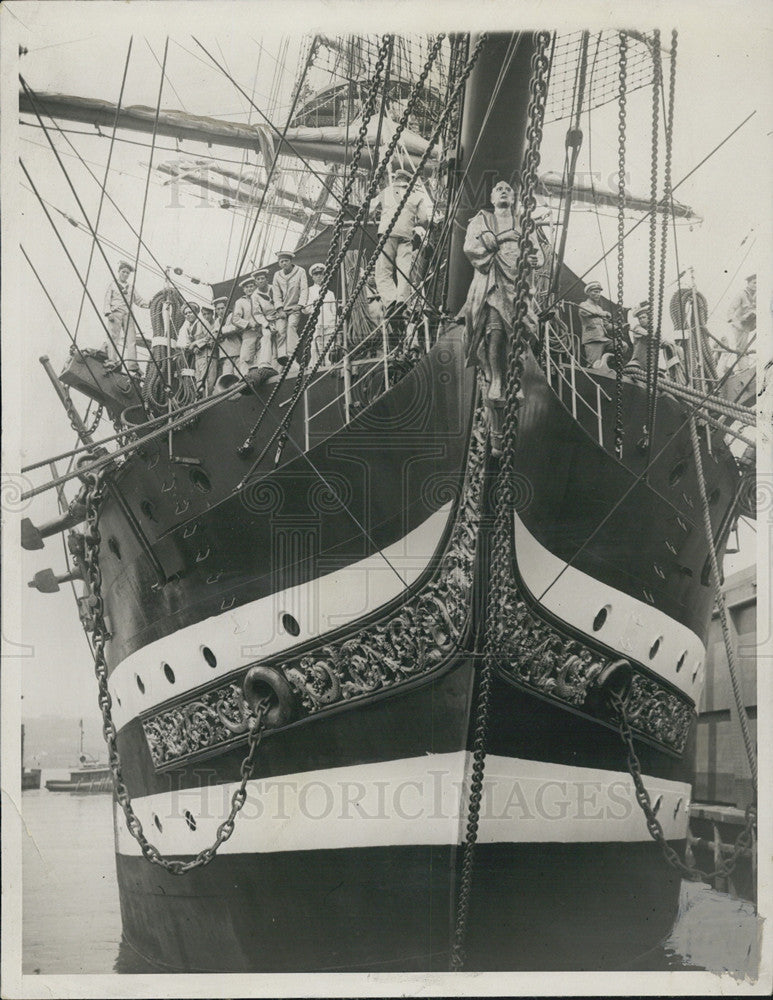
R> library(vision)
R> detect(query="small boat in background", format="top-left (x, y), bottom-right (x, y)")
top-left (45, 720), bottom-right (112, 794)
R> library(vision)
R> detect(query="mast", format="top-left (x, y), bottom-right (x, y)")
top-left (446, 33), bottom-right (540, 315)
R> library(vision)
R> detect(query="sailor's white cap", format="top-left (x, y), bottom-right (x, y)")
top-left (584, 280), bottom-right (603, 294)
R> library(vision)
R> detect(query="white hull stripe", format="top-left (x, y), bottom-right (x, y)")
top-left (513, 511), bottom-right (705, 700)
top-left (114, 753), bottom-right (691, 857)
top-left (108, 502), bottom-right (453, 728)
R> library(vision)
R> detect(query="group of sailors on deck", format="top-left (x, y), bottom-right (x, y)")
top-left (576, 274), bottom-right (756, 376)
top-left (104, 252), bottom-right (337, 393)
top-left (101, 169), bottom-right (438, 394)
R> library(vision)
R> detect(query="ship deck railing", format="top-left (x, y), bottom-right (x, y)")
top-left (302, 311), bottom-right (432, 430)
top-left (542, 313), bottom-right (611, 450)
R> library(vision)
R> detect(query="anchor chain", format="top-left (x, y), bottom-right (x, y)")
top-left (239, 34), bottom-right (482, 479)
top-left (655, 31), bottom-right (677, 379)
top-left (608, 689), bottom-right (757, 884)
top-left (450, 31), bottom-right (553, 972)
top-left (85, 402), bottom-right (104, 436)
top-left (644, 29), bottom-right (661, 456)
top-left (237, 33), bottom-right (447, 461)
top-left (613, 33), bottom-right (628, 458)
top-left (81, 471), bottom-right (269, 874)
top-left (236, 34), bottom-right (393, 456)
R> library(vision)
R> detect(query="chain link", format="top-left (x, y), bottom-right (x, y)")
top-left (609, 690), bottom-right (757, 883)
top-left (81, 471), bottom-right (269, 874)
top-left (450, 31), bottom-right (552, 973)
top-left (235, 35), bottom-right (392, 452)
top-left (644, 30), bottom-right (661, 450)
top-left (275, 33), bottom-right (460, 433)
top-left (655, 31), bottom-right (676, 370)
top-left (85, 402), bottom-right (104, 436)
top-left (242, 33), bottom-right (477, 474)
top-left (613, 34), bottom-right (628, 459)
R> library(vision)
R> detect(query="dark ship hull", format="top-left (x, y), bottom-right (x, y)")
top-left (80, 323), bottom-right (735, 971)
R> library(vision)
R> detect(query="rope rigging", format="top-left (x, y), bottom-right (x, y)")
top-left (536, 110), bottom-right (756, 322)
top-left (193, 36), bottom-right (321, 378)
top-left (128, 37), bottom-right (168, 342)
top-left (241, 36), bottom-right (481, 479)
top-left (234, 34), bottom-right (449, 469)
top-left (73, 37), bottom-right (133, 342)
top-left (20, 160), bottom-right (150, 413)
top-left (218, 33), bottom-right (396, 428)
top-left (19, 79), bottom-right (176, 404)
top-left (533, 327), bottom-right (758, 608)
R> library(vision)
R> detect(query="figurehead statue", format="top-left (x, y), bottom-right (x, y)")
top-left (459, 179), bottom-right (542, 454)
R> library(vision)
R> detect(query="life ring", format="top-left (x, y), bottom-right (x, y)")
top-left (242, 664), bottom-right (295, 728)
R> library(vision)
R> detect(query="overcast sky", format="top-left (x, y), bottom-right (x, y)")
top-left (2, 1), bottom-right (769, 722)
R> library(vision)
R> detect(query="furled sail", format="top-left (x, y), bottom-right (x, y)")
top-left (19, 89), bottom-right (434, 168)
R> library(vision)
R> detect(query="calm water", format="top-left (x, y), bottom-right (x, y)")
top-left (22, 772), bottom-right (122, 975)
top-left (22, 771), bottom-right (760, 977)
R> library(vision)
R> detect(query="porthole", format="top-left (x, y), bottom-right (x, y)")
top-left (676, 651), bottom-right (687, 673)
top-left (184, 810), bottom-right (197, 831)
top-left (692, 664), bottom-right (701, 684)
top-left (163, 662), bottom-right (175, 684)
top-left (669, 459), bottom-right (689, 487)
top-left (281, 612), bottom-right (301, 637)
top-left (649, 636), bottom-right (662, 659)
top-left (674, 797), bottom-right (683, 819)
top-left (652, 795), bottom-right (663, 816)
top-left (190, 468), bottom-right (212, 494)
top-left (108, 537), bottom-right (122, 560)
top-left (135, 674), bottom-right (145, 694)
top-left (592, 606), bottom-right (609, 632)
top-left (140, 499), bottom-right (157, 522)
top-left (153, 814), bottom-right (163, 833)
top-left (116, 694), bottom-right (122, 707)
top-left (201, 646), bottom-right (217, 669)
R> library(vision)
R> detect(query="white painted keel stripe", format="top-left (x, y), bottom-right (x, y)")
top-left (109, 502), bottom-right (453, 728)
top-left (114, 753), bottom-right (691, 857)
top-left (512, 511), bottom-right (705, 700)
